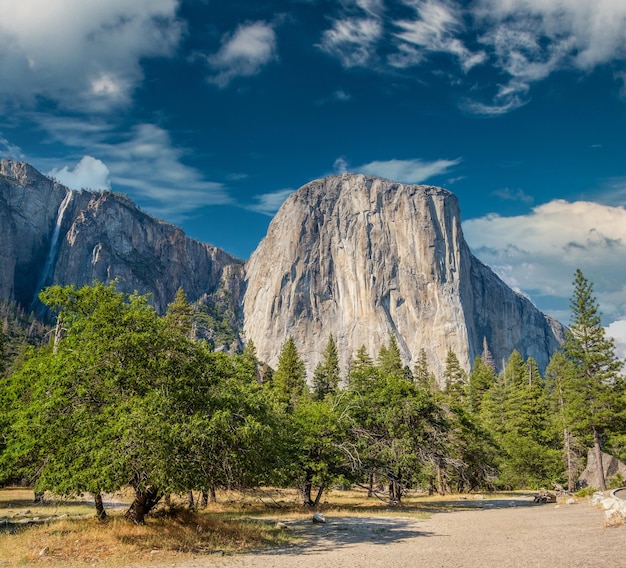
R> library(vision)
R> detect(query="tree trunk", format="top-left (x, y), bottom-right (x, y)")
top-left (564, 428), bottom-right (574, 493)
top-left (94, 492), bottom-right (107, 521)
top-left (313, 482), bottom-right (326, 506)
top-left (187, 490), bottom-right (195, 510)
top-left (209, 484), bottom-right (217, 503)
top-left (125, 486), bottom-right (162, 524)
top-left (593, 426), bottom-right (607, 491)
top-left (367, 472), bottom-right (374, 498)
top-left (302, 470), bottom-right (314, 506)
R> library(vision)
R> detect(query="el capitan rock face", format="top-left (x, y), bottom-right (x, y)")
top-left (1, 160), bottom-right (564, 378)
top-left (243, 174), bottom-right (565, 380)
top-left (0, 159), bottom-right (244, 336)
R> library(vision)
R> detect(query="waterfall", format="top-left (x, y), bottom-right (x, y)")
top-left (31, 190), bottom-right (73, 309)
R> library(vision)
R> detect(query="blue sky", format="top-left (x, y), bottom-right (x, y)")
top-left (1, 0), bottom-right (626, 351)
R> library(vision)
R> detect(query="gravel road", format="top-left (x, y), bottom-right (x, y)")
top-left (169, 498), bottom-right (624, 568)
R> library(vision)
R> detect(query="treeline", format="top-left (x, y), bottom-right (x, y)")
top-left (0, 270), bottom-right (624, 524)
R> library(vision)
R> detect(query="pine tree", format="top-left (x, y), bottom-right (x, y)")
top-left (443, 349), bottom-right (467, 399)
top-left (347, 345), bottom-right (378, 388)
top-left (561, 269), bottom-right (625, 491)
top-left (468, 356), bottom-right (495, 413)
top-left (312, 334), bottom-right (341, 400)
top-left (165, 287), bottom-right (194, 338)
top-left (545, 351), bottom-right (581, 492)
top-left (273, 337), bottom-right (307, 410)
top-left (414, 348), bottom-right (437, 393)
top-left (377, 335), bottom-right (404, 379)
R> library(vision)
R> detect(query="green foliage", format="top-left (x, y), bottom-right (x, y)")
top-left (312, 334), bottom-right (341, 401)
top-left (192, 287), bottom-right (239, 351)
top-left (443, 349), bottom-right (467, 400)
top-left (559, 269), bottom-right (626, 490)
top-left (0, 282), bottom-right (276, 523)
top-left (468, 356), bottom-right (495, 414)
top-left (377, 335), bottom-right (404, 380)
top-left (345, 364), bottom-right (446, 501)
top-left (413, 348), bottom-right (437, 392)
top-left (272, 337), bottom-right (308, 411)
top-left (0, 299), bottom-right (49, 376)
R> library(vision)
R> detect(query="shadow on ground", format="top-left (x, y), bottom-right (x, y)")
top-left (253, 516), bottom-right (433, 556)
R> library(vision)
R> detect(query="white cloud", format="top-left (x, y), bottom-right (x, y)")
top-left (394, 0), bottom-right (486, 72)
top-left (319, 18), bottom-right (383, 67)
top-left (463, 200), bottom-right (626, 323)
top-left (0, 134), bottom-right (24, 160)
top-left (207, 21), bottom-right (278, 88)
top-left (354, 157), bottom-right (462, 183)
top-left (247, 188), bottom-right (294, 216)
top-left (476, 0), bottom-right (626, 70)
top-left (0, 0), bottom-right (183, 112)
top-left (320, 0), bottom-right (626, 114)
top-left (606, 319), bottom-right (626, 360)
top-left (35, 117), bottom-right (231, 221)
top-left (334, 157), bottom-right (349, 174)
top-left (48, 156), bottom-right (111, 190)
top-left (467, 0), bottom-right (626, 111)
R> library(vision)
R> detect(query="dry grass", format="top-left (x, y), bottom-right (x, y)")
top-left (0, 486), bottom-right (534, 567)
top-left (0, 488), bottom-right (293, 567)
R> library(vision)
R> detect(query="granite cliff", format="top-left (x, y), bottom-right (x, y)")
top-left (243, 174), bottom-right (565, 379)
top-left (1, 160), bottom-right (564, 378)
top-left (0, 159), bottom-right (244, 349)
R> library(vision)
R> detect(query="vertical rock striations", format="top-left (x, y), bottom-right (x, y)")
top-left (243, 174), bottom-right (564, 381)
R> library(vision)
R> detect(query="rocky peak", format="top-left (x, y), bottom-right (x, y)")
top-left (243, 173), bottom-right (565, 381)
top-left (0, 160), bottom-right (244, 349)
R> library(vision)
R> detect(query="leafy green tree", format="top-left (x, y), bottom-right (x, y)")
top-left (238, 339), bottom-right (260, 383)
top-left (312, 334), bottom-right (341, 401)
top-left (346, 367), bottom-right (445, 502)
top-left (272, 336), bottom-right (307, 410)
top-left (480, 351), bottom-right (561, 488)
top-left (287, 398), bottom-right (352, 506)
top-left (1, 282), bottom-right (279, 523)
top-left (561, 269), bottom-right (625, 491)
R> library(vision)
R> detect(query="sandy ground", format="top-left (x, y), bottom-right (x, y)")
top-left (167, 497), bottom-right (624, 568)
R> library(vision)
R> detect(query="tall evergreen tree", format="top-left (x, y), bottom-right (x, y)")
top-left (545, 351), bottom-right (582, 492)
top-left (272, 337), bottom-right (307, 410)
top-left (377, 335), bottom-right (404, 380)
top-left (443, 349), bottom-right (467, 399)
top-left (413, 347), bottom-right (437, 392)
top-left (561, 269), bottom-right (625, 491)
top-left (468, 356), bottom-right (496, 414)
top-left (164, 287), bottom-right (194, 338)
top-left (312, 334), bottom-right (341, 400)
top-left (347, 345), bottom-right (378, 388)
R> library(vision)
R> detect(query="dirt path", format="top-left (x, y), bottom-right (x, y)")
top-left (170, 499), bottom-right (624, 568)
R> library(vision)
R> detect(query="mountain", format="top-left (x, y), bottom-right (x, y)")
top-left (0, 159), bottom-right (244, 350)
top-left (1, 160), bottom-right (564, 379)
top-left (243, 174), bottom-right (565, 379)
